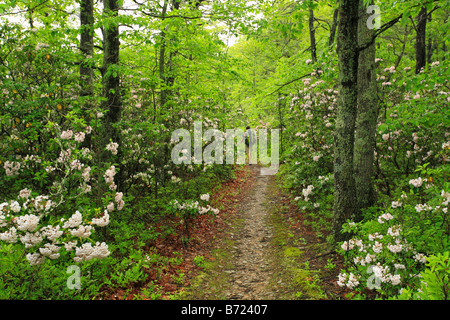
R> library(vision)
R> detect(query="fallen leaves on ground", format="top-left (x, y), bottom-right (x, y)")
top-left (100, 165), bottom-right (256, 300)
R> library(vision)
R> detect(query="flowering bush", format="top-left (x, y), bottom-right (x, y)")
top-left (0, 119), bottom-right (124, 267)
top-left (337, 165), bottom-right (450, 298)
top-left (270, 30), bottom-right (449, 299)
top-left (374, 58), bottom-right (448, 194)
top-left (337, 215), bottom-right (427, 296)
top-left (169, 193), bottom-right (219, 244)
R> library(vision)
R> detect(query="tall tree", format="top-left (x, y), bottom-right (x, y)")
top-left (415, 6), bottom-right (427, 73)
top-left (101, 0), bottom-right (123, 190)
top-left (158, 0), bottom-right (170, 110)
top-left (332, 0), bottom-right (359, 242)
top-left (80, 0), bottom-right (94, 98)
top-left (102, 0), bottom-right (122, 143)
top-left (308, 4), bottom-right (317, 63)
top-left (328, 8), bottom-right (339, 49)
top-left (354, 0), bottom-right (378, 215)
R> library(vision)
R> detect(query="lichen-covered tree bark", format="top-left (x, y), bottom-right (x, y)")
top-left (354, 0), bottom-right (378, 216)
top-left (102, 0), bottom-right (123, 188)
top-left (332, 0), bottom-right (359, 242)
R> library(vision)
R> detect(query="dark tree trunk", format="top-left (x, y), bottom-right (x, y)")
top-left (79, 0), bottom-right (94, 150)
top-left (309, 6), bottom-right (317, 63)
top-left (443, 41), bottom-right (446, 61)
top-left (328, 8), bottom-right (339, 49)
top-left (80, 0), bottom-right (94, 97)
top-left (159, 0), bottom-right (169, 109)
top-left (102, 0), bottom-right (122, 143)
top-left (102, 0), bottom-right (123, 190)
top-left (354, 0), bottom-right (378, 216)
top-left (415, 6), bottom-right (427, 74)
top-left (333, 0), bottom-right (359, 243)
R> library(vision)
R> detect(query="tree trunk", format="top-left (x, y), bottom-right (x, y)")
top-left (443, 41), bottom-right (446, 61)
top-left (415, 6), bottom-right (427, 74)
top-left (102, 0), bottom-right (123, 190)
top-left (157, 0), bottom-right (170, 190)
top-left (328, 8), bottom-right (339, 49)
top-left (332, 0), bottom-right (359, 243)
top-left (159, 0), bottom-right (169, 109)
top-left (354, 0), bottom-right (378, 216)
top-left (102, 0), bottom-right (122, 143)
top-left (80, 0), bottom-right (94, 97)
top-left (308, 6), bottom-right (317, 63)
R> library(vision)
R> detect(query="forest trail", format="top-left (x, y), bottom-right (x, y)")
top-left (181, 165), bottom-right (290, 300)
top-left (223, 165), bottom-right (277, 299)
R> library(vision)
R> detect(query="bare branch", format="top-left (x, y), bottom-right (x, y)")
top-left (358, 2), bottom-right (441, 52)
top-left (266, 73), bottom-right (312, 96)
top-left (358, 13), bottom-right (403, 52)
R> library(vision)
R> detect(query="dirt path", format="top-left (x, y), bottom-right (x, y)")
top-left (181, 165), bottom-right (289, 300)
top-left (223, 166), bottom-right (277, 299)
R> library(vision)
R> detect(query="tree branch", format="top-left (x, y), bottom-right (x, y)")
top-left (266, 73), bottom-right (312, 96)
top-left (358, 13), bottom-right (403, 52)
top-left (141, 10), bottom-right (203, 20)
top-left (358, 2), bottom-right (441, 52)
top-left (0, 0), bottom-right (50, 16)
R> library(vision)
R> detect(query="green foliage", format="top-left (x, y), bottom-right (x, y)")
top-left (336, 165), bottom-right (450, 298)
top-left (396, 252), bottom-right (450, 300)
top-left (0, 243), bottom-right (107, 299)
top-left (229, 0), bottom-right (450, 301)
top-left (0, 0), bottom-right (449, 301)
top-left (193, 255), bottom-right (206, 268)
top-left (168, 193), bottom-right (218, 245)
top-left (0, 0), bottom-right (251, 299)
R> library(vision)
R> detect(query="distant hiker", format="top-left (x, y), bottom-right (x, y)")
top-left (242, 126), bottom-right (255, 165)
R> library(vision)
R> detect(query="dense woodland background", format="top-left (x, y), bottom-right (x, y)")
top-left (0, 0), bottom-right (449, 300)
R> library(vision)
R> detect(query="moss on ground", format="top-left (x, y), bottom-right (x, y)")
top-left (176, 217), bottom-right (244, 300)
top-left (175, 173), bottom-right (328, 300)
top-left (265, 177), bottom-right (327, 300)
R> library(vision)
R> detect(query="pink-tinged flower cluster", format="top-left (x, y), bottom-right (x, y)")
top-left (106, 142), bottom-right (119, 155)
top-left (0, 196), bottom-right (113, 266)
top-left (61, 128), bottom-right (89, 143)
top-left (74, 242), bottom-right (110, 262)
top-left (61, 130), bottom-right (73, 140)
top-left (302, 185), bottom-right (314, 202)
top-left (171, 193), bottom-right (219, 218)
top-left (337, 272), bottom-right (360, 289)
top-left (0, 123), bottom-right (124, 266)
top-left (409, 177), bottom-right (424, 188)
top-left (104, 165), bottom-right (118, 191)
top-left (4, 161), bottom-right (20, 176)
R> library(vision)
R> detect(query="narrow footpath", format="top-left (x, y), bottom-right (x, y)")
top-left (181, 165), bottom-right (298, 300)
top-left (179, 163), bottom-right (341, 300)
top-left (223, 165), bottom-right (277, 299)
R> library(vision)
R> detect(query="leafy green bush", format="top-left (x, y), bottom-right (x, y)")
top-left (336, 163), bottom-right (450, 298)
top-left (169, 193), bottom-right (219, 244)
top-left (396, 252), bottom-right (450, 300)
